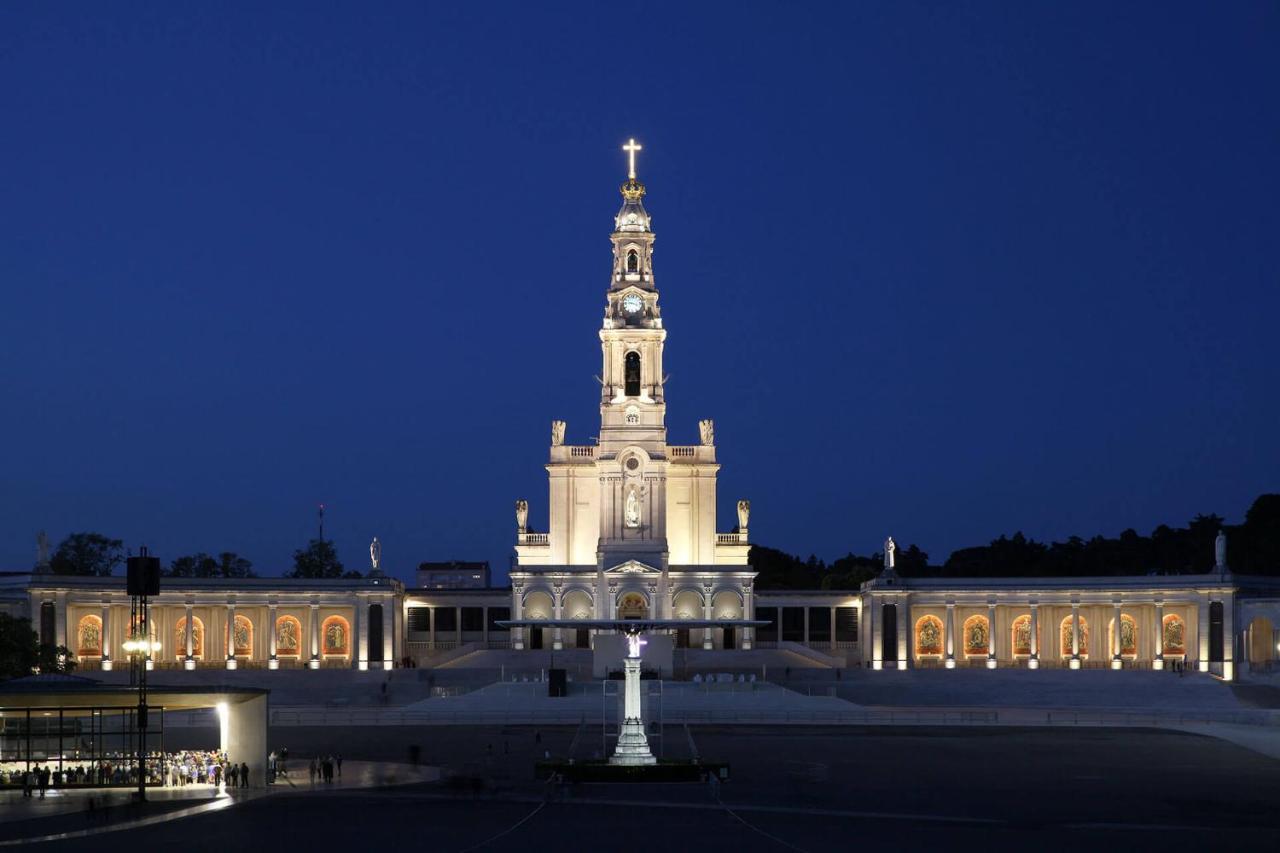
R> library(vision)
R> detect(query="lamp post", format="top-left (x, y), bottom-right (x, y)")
top-left (125, 548), bottom-right (161, 802)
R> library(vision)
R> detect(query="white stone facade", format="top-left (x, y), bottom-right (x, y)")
top-left (509, 153), bottom-right (756, 651)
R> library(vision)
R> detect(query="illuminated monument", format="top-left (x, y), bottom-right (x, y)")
top-left (509, 140), bottom-right (758, 653)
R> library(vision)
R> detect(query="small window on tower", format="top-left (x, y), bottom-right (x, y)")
top-left (626, 249), bottom-right (639, 273)
top-left (624, 351), bottom-right (641, 396)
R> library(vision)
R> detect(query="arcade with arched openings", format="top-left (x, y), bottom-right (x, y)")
top-left (175, 616), bottom-right (205, 661)
top-left (76, 614), bottom-right (103, 659)
top-left (275, 615), bottom-right (303, 660)
top-left (226, 614), bottom-right (254, 659)
top-left (1108, 614), bottom-right (1138, 664)
top-left (320, 615), bottom-right (351, 663)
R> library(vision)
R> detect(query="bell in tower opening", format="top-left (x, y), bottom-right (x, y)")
top-left (624, 351), bottom-right (641, 396)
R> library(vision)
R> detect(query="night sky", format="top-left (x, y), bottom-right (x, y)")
top-left (2, 3), bottom-right (1277, 585)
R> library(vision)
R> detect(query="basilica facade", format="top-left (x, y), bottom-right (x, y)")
top-left (508, 142), bottom-right (756, 652)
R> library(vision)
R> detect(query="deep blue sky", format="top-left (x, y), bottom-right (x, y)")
top-left (2, 2), bottom-right (1277, 585)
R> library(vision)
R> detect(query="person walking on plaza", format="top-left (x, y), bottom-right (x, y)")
top-left (241, 762), bottom-right (249, 788)
top-left (335, 754), bottom-right (342, 777)
top-left (309, 757), bottom-right (317, 785)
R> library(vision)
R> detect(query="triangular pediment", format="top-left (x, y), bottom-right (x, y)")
top-left (605, 559), bottom-right (661, 575)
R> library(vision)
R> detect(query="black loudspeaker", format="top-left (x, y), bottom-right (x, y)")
top-left (548, 668), bottom-right (567, 697)
top-left (127, 556), bottom-right (161, 596)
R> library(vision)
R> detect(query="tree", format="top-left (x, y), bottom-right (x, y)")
top-left (0, 614), bottom-right (76, 678)
top-left (50, 533), bottom-right (124, 576)
top-left (216, 552), bottom-right (255, 578)
top-left (166, 552), bottom-right (256, 578)
top-left (166, 553), bottom-right (217, 578)
top-left (289, 539), bottom-right (347, 579)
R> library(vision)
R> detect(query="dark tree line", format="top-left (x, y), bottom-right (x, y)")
top-left (754, 494), bottom-right (1280, 589)
top-left (0, 613), bottom-right (76, 679)
top-left (35, 533), bottom-right (363, 580)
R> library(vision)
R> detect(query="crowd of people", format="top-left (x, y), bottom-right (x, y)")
top-left (0, 749), bottom-right (252, 793)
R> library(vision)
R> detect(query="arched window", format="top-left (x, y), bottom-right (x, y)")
top-left (626, 249), bottom-right (639, 273)
top-left (962, 615), bottom-right (989, 656)
top-left (624, 351), bottom-right (641, 396)
top-left (1162, 614), bottom-right (1186, 656)
top-left (915, 615), bottom-right (944, 657)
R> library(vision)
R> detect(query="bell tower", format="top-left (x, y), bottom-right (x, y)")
top-left (597, 139), bottom-right (669, 563)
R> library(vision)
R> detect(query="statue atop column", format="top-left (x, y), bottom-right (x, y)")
top-left (515, 499), bottom-right (529, 533)
top-left (551, 420), bottom-right (566, 447)
top-left (1215, 529), bottom-right (1228, 571)
top-left (698, 419), bottom-right (715, 446)
top-left (736, 500), bottom-right (750, 532)
top-left (369, 536), bottom-right (383, 576)
top-left (884, 536), bottom-right (897, 570)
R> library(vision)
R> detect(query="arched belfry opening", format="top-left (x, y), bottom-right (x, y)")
top-left (626, 249), bottom-right (639, 273)
top-left (624, 351), bottom-right (641, 396)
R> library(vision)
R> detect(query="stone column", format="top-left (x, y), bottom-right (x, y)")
top-left (455, 606), bottom-right (462, 647)
top-left (100, 602), bottom-right (113, 671)
top-left (1197, 598), bottom-right (1209, 672)
top-left (226, 601), bottom-right (238, 670)
top-left (1070, 602), bottom-right (1081, 669)
top-left (1153, 601), bottom-right (1164, 670)
top-left (358, 599), bottom-right (370, 671)
top-left (268, 603), bottom-right (279, 670)
top-left (428, 606), bottom-right (437, 647)
top-left (55, 592), bottom-right (68, 650)
top-left (512, 587), bottom-right (523, 650)
top-left (482, 606), bottom-right (489, 648)
top-left (897, 596), bottom-right (909, 670)
top-left (702, 585), bottom-right (714, 650)
top-left (384, 599), bottom-right (396, 668)
top-left (829, 605), bottom-right (837, 651)
top-left (869, 596), bottom-right (881, 670)
top-left (803, 607), bottom-right (811, 647)
top-left (184, 603), bottom-right (195, 670)
top-left (1223, 593), bottom-right (1235, 682)
top-left (945, 603), bottom-right (956, 669)
top-left (309, 603), bottom-right (321, 669)
top-left (742, 585), bottom-right (754, 650)
top-left (987, 601), bottom-right (998, 669)
top-left (552, 587), bottom-right (564, 651)
top-left (1028, 602), bottom-right (1039, 669)
top-left (1112, 600), bottom-right (1123, 670)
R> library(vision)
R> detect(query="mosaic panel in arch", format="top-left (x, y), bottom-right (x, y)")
top-left (916, 616), bottom-right (943, 656)
top-left (1163, 615), bottom-right (1186, 655)
top-left (1011, 615), bottom-right (1032, 656)
top-left (77, 615), bottom-right (102, 656)
top-left (963, 616), bottom-right (989, 655)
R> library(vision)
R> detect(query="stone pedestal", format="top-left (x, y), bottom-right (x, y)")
top-left (609, 657), bottom-right (655, 766)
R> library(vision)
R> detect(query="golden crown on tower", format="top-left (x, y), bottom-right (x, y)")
top-left (620, 178), bottom-right (646, 201)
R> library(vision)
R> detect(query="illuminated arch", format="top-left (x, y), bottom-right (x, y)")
top-left (962, 615), bottom-right (990, 656)
top-left (275, 615), bottom-right (303, 657)
top-left (712, 590), bottom-right (742, 620)
top-left (225, 614), bottom-right (253, 657)
top-left (1162, 614), bottom-right (1186, 656)
top-left (617, 591), bottom-right (649, 619)
top-left (1010, 614), bottom-right (1034, 657)
top-left (175, 616), bottom-right (204, 659)
top-left (1060, 615), bottom-right (1089, 658)
top-left (1108, 614), bottom-right (1138, 658)
top-left (562, 589), bottom-right (594, 620)
top-left (522, 590), bottom-right (554, 619)
top-left (321, 615), bottom-right (351, 656)
top-left (672, 589), bottom-right (704, 620)
top-left (915, 615), bottom-right (944, 657)
top-left (77, 614), bottom-right (103, 657)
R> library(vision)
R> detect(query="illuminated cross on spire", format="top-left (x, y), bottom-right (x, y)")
top-left (622, 138), bottom-right (643, 180)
